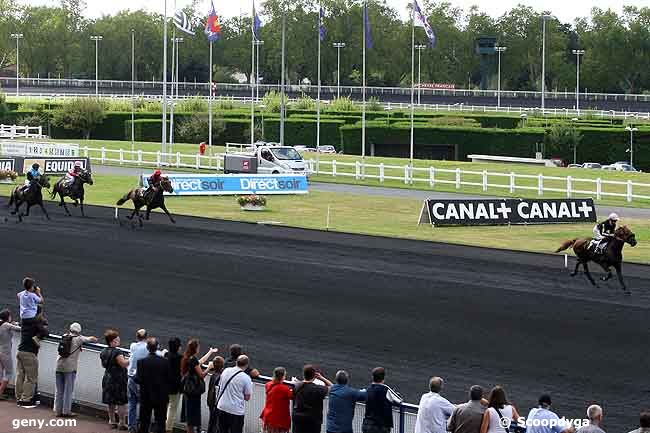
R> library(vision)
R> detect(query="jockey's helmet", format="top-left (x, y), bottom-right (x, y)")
top-left (608, 213), bottom-right (619, 221)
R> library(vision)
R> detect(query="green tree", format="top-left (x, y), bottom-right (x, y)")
top-left (52, 98), bottom-right (106, 138)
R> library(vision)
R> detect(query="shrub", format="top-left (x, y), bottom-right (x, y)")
top-left (544, 123), bottom-right (583, 158)
top-left (0, 169), bottom-right (18, 181)
top-left (101, 98), bottom-right (132, 112)
top-left (328, 96), bottom-right (358, 112)
top-left (16, 113), bottom-right (47, 128)
top-left (294, 94), bottom-right (315, 111)
top-left (367, 96), bottom-right (382, 112)
top-left (52, 98), bottom-right (106, 139)
top-left (176, 113), bottom-right (226, 144)
top-left (0, 91), bottom-right (7, 120)
top-left (238, 195), bottom-right (267, 207)
top-left (261, 91), bottom-right (287, 113)
top-left (428, 117), bottom-right (479, 127)
top-left (177, 96), bottom-right (208, 113)
top-left (215, 98), bottom-right (235, 110)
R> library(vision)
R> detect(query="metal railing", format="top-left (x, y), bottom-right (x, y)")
top-left (8, 332), bottom-right (418, 433)
top-left (78, 146), bottom-right (650, 203)
top-left (0, 124), bottom-right (44, 139)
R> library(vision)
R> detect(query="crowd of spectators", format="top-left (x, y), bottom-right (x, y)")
top-left (1, 277), bottom-right (650, 433)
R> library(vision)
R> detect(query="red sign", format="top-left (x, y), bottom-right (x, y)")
top-left (242, 160), bottom-right (250, 170)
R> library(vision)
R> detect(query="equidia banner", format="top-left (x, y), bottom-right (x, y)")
top-left (418, 198), bottom-right (597, 226)
top-left (0, 158), bottom-right (16, 172)
top-left (20, 157), bottom-right (91, 174)
top-left (141, 173), bottom-right (309, 196)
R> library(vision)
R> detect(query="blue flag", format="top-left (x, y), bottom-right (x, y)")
top-left (253, 3), bottom-right (262, 40)
top-left (364, 1), bottom-right (373, 49)
top-left (413, 0), bottom-right (436, 47)
top-left (319, 6), bottom-right (325, 41)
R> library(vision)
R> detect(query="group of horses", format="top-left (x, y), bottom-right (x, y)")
top-left (6, 169), bottom-right (175, 227)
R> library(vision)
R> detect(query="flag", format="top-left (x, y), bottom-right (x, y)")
top-left (253, 3), bottom-right (262, 40)
top-left (363, 1), bottom-right (373, 49)
top-left (174, 10), bottom-right (195, 36)
top-left (319, 6), bottom-right (325, 41)
top-left (413, 0), bottom-right (436, 47)
top-left (204, 1), bottom-right (221, 42)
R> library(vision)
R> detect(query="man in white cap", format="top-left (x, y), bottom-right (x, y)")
top-left (54, 322), bottom-right (97, 417)
top-left (591, 213), bottom-right (619, 254)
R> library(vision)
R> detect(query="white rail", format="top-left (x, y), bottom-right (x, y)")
top-left (0, 124), bottom-right (45, 139)
top-left (79, 146), bottom-right (650, 203)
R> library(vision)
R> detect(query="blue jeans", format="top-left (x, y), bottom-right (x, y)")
top-left (54, 371), bottom-right (76, 415)
top-left (127, 376), bottom-right (140, 431)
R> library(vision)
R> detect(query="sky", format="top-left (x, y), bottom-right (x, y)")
top-left (22, 0), bottom-right (637, 23)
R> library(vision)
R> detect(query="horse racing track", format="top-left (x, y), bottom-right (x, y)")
top-left (1, 203), bottom-right (649, 428)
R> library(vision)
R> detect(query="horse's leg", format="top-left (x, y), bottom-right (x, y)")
top-left (570, 260), bottom-right (581, 277)
top-left (582, 262), bottom-right (598, 287)
top-left (79, 198), bottom-right (85, 217)
top-left (599, 264), bottom-right (613, 282)
top-left (39, 202), bottom-right (50, 220)
top-left (24, 203), bottom-right (31, 217)
top-left (145, 207), bottom-right (152, 220)
top-left (61, 195), bottom-right (72, 216)
top-left (160, 203), bottom-right (176, 224)
top-left (613, 263), bottom-right (629, 293)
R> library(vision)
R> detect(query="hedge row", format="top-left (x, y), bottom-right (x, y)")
top-left (263, 118), bottom-right (345, 148)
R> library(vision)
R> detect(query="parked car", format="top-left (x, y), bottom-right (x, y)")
top-left (567, 164), bottom-right (582, 168)
top-left (582, 162), bottom-right (602, 169)
top-left (317, 145), bottom-right (336, 154)
top-left (601, 165), bottom-right (617, 171)
top-left (614, 163), bottom-right (638, 172)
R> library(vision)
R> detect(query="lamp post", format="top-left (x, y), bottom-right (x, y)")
top-left (572, 49), bottom-right (585, 113)
top-left (625, 126), bottom-right (638, 167)
top-left (495, 46), bottom-right (507, 109)
top-left (415, 44), bottom-right (426, 105)
top-left (541, 14), bottom-right (551, 112)
top-left (90, 35), bottom-right (103, 96)
top-left (10, 33), bottom-right (23, 96)
top-left (131, 29), bottom-right (135, 153)
top-left (259, 104), bottom-right (266, 140)
top-left (333, 42), bottom-right (345, 99)
top-left (570, 117), bottom-right (579, 164)
top-left (254, 40), bottom-right (264, 100)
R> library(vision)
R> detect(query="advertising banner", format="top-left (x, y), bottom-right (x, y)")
top-left (21, 157), bottom-right (91, 174)
top-left (1, 141), bottom-right (79, 157)
top-left (418, 198), bottom-right (597, 226)
top-left (0, 158), bottom-right (16, 172)
top-left (141, 173), bottom-right (309, 196)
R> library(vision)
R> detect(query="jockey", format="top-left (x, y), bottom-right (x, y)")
top-left (144, 169), bottom-right (163, 197)
top-left (23, 163), bottom-right (42, 191)
top-left (64, 162), bottom-right (84, 187)
top-left (592, 213), bottom-right (619, 254)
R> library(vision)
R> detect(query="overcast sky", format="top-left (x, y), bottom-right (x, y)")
top-left (23, 0), bottom-right (636, 23)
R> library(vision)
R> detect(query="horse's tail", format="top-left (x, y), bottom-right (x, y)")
top-left (555, 238), bottom-right (578, 253)
top-left (116, 191), bottom-right (131, 206)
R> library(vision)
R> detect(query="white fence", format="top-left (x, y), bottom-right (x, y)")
top-left (78, 146), bottom-right (650, 203)
top-left (9, 333), bottom-right (418, 433)
top-left (0, 124), bottom-right (45, 139)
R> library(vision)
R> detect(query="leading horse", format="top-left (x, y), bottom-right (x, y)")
top-left (555, 225), bottom-right (637, 293)
top-left (50, 169), bottom-right (94, 217)
top-left (115, 176), bottom-right (175, 226)
top-left (7, 176), bottom-right (51, 222)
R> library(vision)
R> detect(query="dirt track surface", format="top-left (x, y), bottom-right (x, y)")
top-left (1, 204), bottom-right (649, 430)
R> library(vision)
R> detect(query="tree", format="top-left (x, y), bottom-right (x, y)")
top-left (544, 122), bottom-right (583, 161)
top-left (52, 98), bottom-right (106, 139)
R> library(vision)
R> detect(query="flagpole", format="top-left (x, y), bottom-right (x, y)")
top-left (316, 2), bottom-right (322, 166)
top-left (208, 40), bottom-right (213, 160)
top-left (409, 0), bottom-right (415, 173)
top-left (280, 12), bottom-right (286, 146)
top-left (362, 0), bottom-right (366, 172)
top-left (250, 1), bottom-right (255, 146)
top-left (162, 0), bottom-right (168, 163)
top-left (169, 28), bottom-right (176, 154)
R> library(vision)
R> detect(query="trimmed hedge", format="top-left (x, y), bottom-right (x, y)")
top-left (263, 118), bottom-right (345, 148)
top-left (125, 117), bottom-right (253, 144)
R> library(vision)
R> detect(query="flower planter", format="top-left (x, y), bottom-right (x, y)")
top-left (241, 204), bottom-right (266, 211)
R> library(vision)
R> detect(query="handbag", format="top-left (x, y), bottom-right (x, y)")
top-left (181, 359), bottom-right (206, 397)
top-left (494, 407), bottom-right (525, 433)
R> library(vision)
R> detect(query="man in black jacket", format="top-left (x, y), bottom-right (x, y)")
top-left (135, 338), bottom-right (171, 433)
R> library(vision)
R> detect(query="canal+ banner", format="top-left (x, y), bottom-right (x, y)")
top-left (418, 198), bottom-right (597, 226)
top-left (141, 173), bottom-right (309, 196)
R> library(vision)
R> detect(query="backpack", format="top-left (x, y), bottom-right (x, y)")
top-left (58, 334), bottom-right (79, 358)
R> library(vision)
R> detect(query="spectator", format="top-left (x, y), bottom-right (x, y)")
top-left (180, 339), bottom-right (217, 433)
top-left (415, 377), bottom-right (455, 433)
top-left (216, 354), bottom-right (254, 433)
top-left (100, 329), bottom-right (129, 430)
top-left (362, 367), bottom-right (403, 433)
top-left (480, 386), bottom-right (520, 433)
top-left (135, 337), bottom-right (171, 433)
top-left (127, 329), bottom-right (149, 433)
top-left (326, 370), bottom-right (366, 433)
top-left (225, 344), bottom-right (260, 378)
top-left (576, 405), bottom-right (606, 433)
top-left (15, 278), bottom-right (47, 408)
top-left (260, 367), bottom-right (293, 433)
top-left (627, 411), bottom-right (650, 433)
top-left (448, 385), bottom-right (487, 433)
top-left (165, 337), bottom-right (183, 433)
top-left (54, 322), bottom-right (97, 417)
top-left (292, 364), bottom-right (332, 433)
top-left (0, 309), bottom-right (21, 399)
top-left (206, 356), bottom-right (226, 433)
top-left (526, 394), bottom-right (575, 433)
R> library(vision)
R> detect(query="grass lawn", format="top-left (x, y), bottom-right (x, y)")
top-left (2, 173), bottom-right (648, 264)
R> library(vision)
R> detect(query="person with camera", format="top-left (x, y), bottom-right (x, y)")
top-left (292, 365), bottom-right (332, 433)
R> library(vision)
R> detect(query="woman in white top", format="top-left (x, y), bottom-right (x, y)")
top-left (0, 309), bottom-right (22, 399)
top-left (480, 386), bottom-right (520, 433)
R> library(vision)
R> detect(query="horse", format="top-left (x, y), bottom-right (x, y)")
top-left (7, 175), bottom-right (51, 222)
top-left (115, 176), bottom-right (175, 226)
top-left (555, 225), bottom-right (637, 293)
top-left (50, 169), bottom-right (94, 217)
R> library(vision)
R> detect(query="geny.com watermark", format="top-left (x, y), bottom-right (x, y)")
top-left (11, 418), bottom-right (77, 430)
top-left (500, 416), bottom-right (591, 430)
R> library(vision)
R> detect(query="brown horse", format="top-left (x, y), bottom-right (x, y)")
top-left (115, 177), bottom-right (175, 226)
top-left (556, 225), bottom-right (637, 293)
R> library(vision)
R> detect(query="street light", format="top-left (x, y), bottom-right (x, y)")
top-left (572, 49), bottom-right (585, 113)
top-left (333, 42), bottom-right (345, 98)
top-left (495, 46), bottom-right (507, 109)
top-left (415, 44), bottom-right (426, 105)
top-left (90, 35), bottom-right (103, 96)
top-left (10, 33), bottom-right (23, 96)
top-left (570, 117), bottom-right (579, 164)
top-left (541, 14), bottom-right (552, 112)
top-left (254, 40), bottom-right (264, 101)
top-left (625, 126), bottom-right (638, 167)
top-left (131, 29), bottom-right (135, 153)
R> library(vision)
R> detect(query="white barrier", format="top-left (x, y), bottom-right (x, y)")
top-left (0, 124), bottom-right (45, 139)
top-left (79, 146), bottom-right (650, 203)
top-left (9, 333), bottom-right (418, 433)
